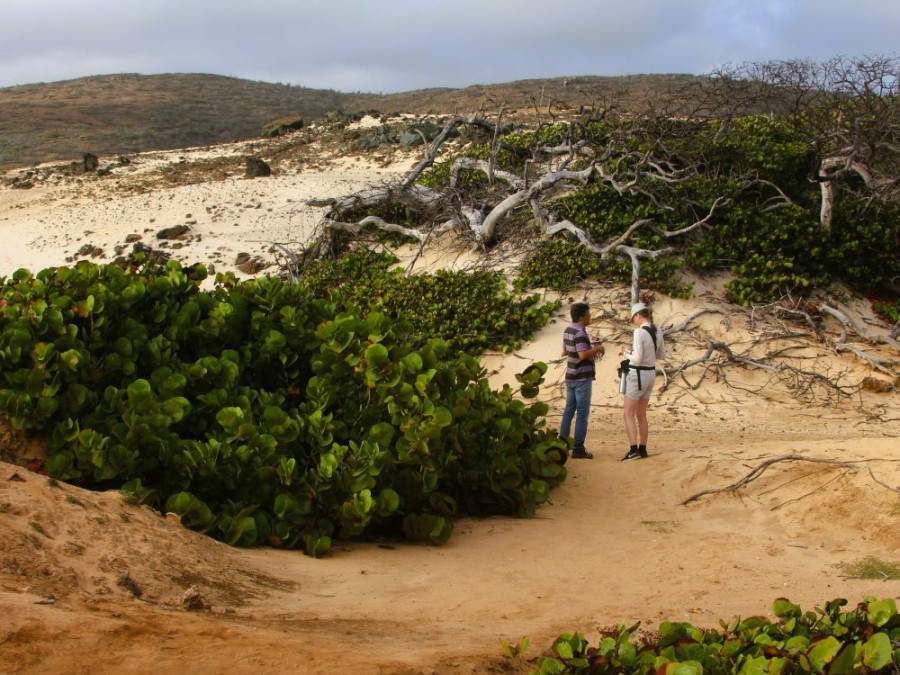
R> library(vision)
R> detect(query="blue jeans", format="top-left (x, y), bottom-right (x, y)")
top-left (559, 379), bottom-right (593, 452)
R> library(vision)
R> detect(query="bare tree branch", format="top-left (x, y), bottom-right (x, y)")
top-left (325, 215), bottom-right (430, 242)
top-left (821, 302), bottom-right (900, 351)
top-left (681, 454), bottom-right (898, 505)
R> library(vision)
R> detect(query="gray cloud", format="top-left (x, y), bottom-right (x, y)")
top-left (0, 0), bottom-right (896, 91)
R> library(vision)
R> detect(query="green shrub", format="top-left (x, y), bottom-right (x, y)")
top-left (302, 250), bottom-right (560, 354)
top-left (533, 597), bottom-right (900, 674)
top-left (827, 195), bottom-right (900, 292)
top-left (0, 259), bottom-right (567, 555)
top-left (688, 204), bottom-right (830, 304)
top-left (515, 240), bottom-right (692, 298)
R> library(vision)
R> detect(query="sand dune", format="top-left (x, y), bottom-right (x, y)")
top-left (1, 124), bottom-right (898, 674)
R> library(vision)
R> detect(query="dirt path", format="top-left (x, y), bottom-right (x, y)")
top-left (3, 408), bottom-right (899, 673)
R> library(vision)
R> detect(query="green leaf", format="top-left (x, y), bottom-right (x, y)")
top-left (861, 632), bottom-right (892, 670)
top-left (535, 658), bottom-right (565, 674)
top-left (866, 598), bottom-right (897, 627)
top-left (401, 352), bottom-right (423, 373)
top-left (828, 643), bottom-right (861, 674)
top-left (431, 406), bottom-right (452, 427)
top-left (554, 641), bottom-right (573, 660)
top-left (216, 406), bottom-right (245, 431)
top-left (661, 663), bottom-right (703, 675)
top-left (126, 378), bottom-right (153, 402)
top-left (59, 349), bottom-right (81, 371)
top-left (221, 515), bottom-right (258, 547)
top-left (806, 636), bottom-right (842, 671)
top-left (304, 534), bottom-right (331, 557)
top-left (365, 343), bottom-right (390, 368)
top-left (367, 422), bottom-right (396, 447)
top-left (773, 597), bottom-right (801, 618)
top-left (378, 488), bottom-right (400, 514)
top-left (46, 451), bottom-right (75, 479)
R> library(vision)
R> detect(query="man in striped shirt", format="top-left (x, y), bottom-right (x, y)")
top-left (559, 303), bottom-right (605, 459)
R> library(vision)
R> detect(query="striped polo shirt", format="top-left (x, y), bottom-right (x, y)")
top-left (564, 323), bottom-right (595, 381)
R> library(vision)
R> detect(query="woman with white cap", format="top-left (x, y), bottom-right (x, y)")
top-left (620, 302), bottom-right (665, 461)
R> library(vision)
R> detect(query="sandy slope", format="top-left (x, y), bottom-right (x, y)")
top-left (1, 124), bottom-right (899, 674)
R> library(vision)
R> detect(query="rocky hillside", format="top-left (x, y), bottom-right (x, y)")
top-left (0, 72), bottom-right (711, 169)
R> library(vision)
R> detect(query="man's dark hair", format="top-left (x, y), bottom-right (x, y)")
top-left (571, 302), bottom-right (590, 322)
top-left (635, 309), bottom-right (651, 320)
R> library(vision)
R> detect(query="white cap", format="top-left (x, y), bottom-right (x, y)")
top-left (630, 302), bottom-right (648, 318)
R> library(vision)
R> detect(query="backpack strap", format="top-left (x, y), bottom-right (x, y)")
top-left (641, 324), bottom-right (658, 352)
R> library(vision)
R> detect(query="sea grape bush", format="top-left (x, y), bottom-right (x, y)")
top-left (299, 249), bottom-right (560, 354)
top-left (532, 597), bottom-right (899, 674)
top-left (0, 259), bottom-right (566, 555)
top-left (514, 239), bottom-right (691, 298)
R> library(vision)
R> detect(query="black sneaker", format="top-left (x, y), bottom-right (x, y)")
top-left (571, 450), bottom-right (594, 459)
top-left (621, 448), bottom-right (645, 461)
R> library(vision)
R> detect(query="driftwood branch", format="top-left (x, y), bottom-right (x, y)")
top-left (477, 164), bottom-right (597, 243)
top-left (662, 309), bottom-right (725, 336)
top-left (821, 302), bottom-right (900, 351)
top-left (659, 334), bottom-right (859, 402)
top-left (401, 115), bottom-right (494, 189)
top-left (450, 157), bottom-right (524, 190)
top-left (613, 245), bottom-right (677, 305)
top-left (325, 216), bottom-right (430, 242)
top-left (817, 155), bottom-right (875, 229)
top-left (681, 454), bottom-right (898, 505)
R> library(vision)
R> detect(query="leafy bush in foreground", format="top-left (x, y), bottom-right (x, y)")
top-left (0, 260), bottom-right (566, 555)
top-left (532, 597), bottom-right (899, 674)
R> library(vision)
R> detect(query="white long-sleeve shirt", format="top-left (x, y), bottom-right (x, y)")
top-left (629, 324), bottom-right (665, 367)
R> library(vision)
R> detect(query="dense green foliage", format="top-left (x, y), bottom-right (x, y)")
top-left (494, 114), bottom-right (898, 305)
top-left (533, 597), bottom-right (900, 674)
top-left (514, 240), bottom-right (691, 298)
top-left (301, 250), bottom-right (560, 354)
top-left (0, 259), bottom-right (566, 555)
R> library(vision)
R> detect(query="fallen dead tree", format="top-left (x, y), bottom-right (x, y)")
top-left (300, 111), bottom-right (730, 304)
top-left (652, 297), bottom-right (898, 404)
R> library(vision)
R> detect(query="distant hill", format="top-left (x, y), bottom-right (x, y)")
top-left (350, 73), bottom-right (706, 116)
top-left (0, 72), bottom-right (710, 169)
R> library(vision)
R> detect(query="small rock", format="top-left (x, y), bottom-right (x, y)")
top-left (235, 254), bottom-right (270, 275)
top-left (261, 116), bottom-right (304, 138)
top-left (862, 377), bottom-right (894, 394)
top-left (181, 585), bottom-right (205, 611)
top-left (156, 224), bottom-right (190, 240)
top-left (245, 157), bottom-right (271, 178)
top-left (117, 574), bottom-right (143, 598)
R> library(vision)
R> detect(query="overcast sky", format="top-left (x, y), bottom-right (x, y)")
top-left (0, 0), bottom-right (896, 93)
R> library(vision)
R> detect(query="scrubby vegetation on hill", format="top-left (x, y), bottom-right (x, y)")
top-left (0, 73), bottom-right (353, 167)
top-left (0, 72), bottom-right (723, 169)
